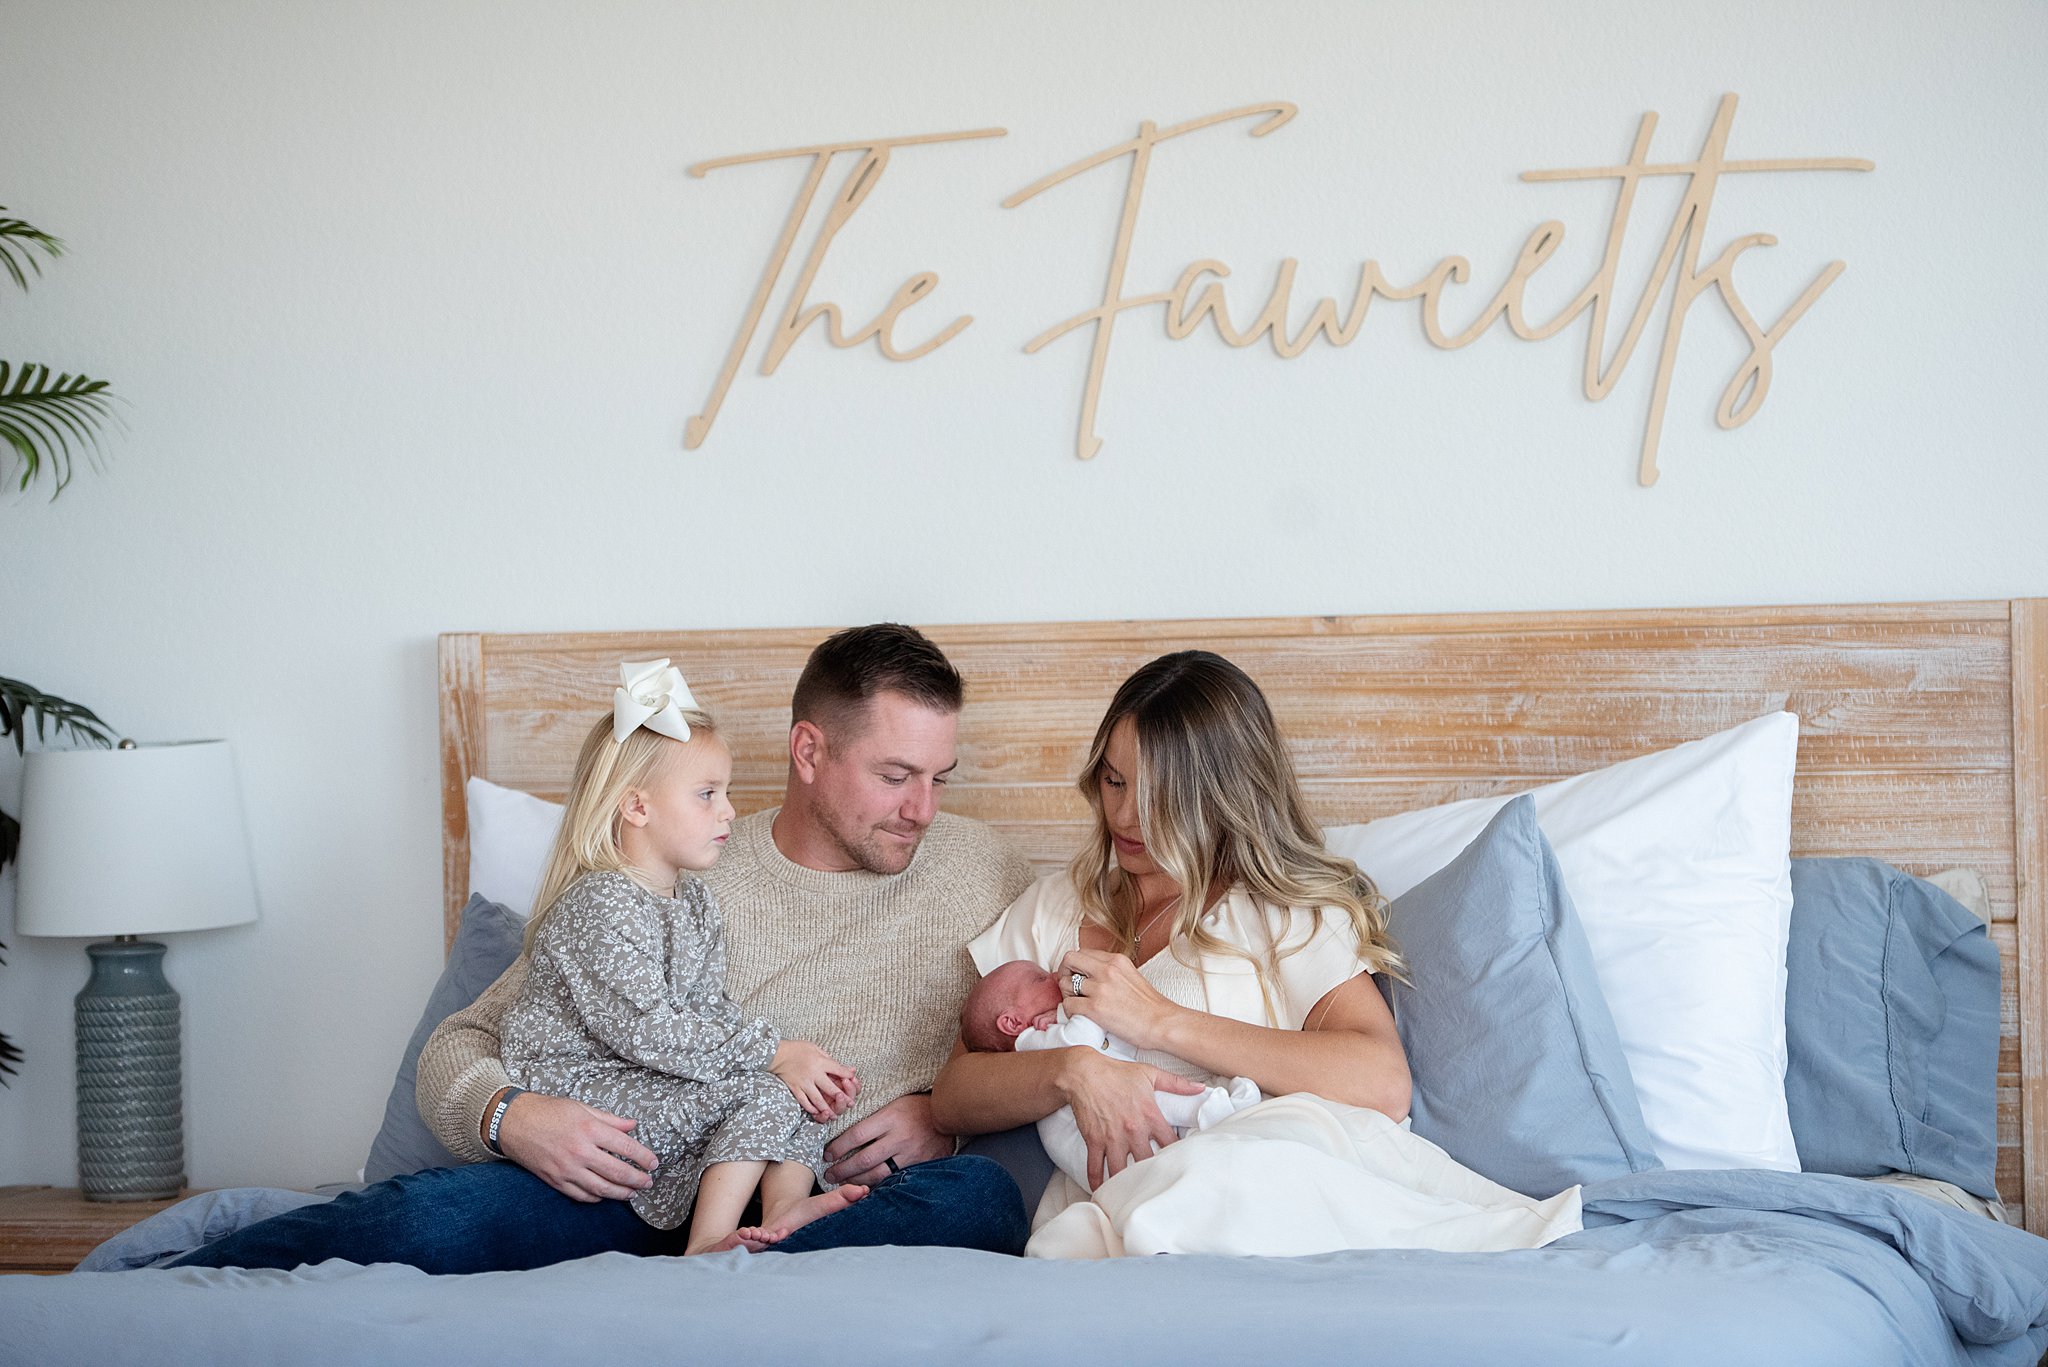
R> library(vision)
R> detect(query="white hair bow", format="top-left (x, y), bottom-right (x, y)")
top-left (612, 659), bottom-right (700, 744)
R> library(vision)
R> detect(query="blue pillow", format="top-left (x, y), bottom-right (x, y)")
top-left (363, 894), bottom-right (526, 1184)
top-left (1784, 858), bottom-right (2000, 1199)
top-left (1381, 795), bottom-right (1661, 1196)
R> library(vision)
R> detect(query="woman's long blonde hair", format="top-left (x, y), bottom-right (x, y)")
top-left (524, 707), bottom-right (717, 951)
top-left (1069, 651), bottom-right (1405, 1017)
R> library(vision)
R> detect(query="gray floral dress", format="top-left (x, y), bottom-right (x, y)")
top-left (501, 870), bottom-right (825, 1230)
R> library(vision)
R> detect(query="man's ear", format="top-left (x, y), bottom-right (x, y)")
top-left (619, 788), bottom-right (652, 829)
top-left (789, 720), bottom-right (826, 786)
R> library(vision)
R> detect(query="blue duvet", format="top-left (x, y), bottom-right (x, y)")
top-left (4, 1168), bottom-right (2044, 1367)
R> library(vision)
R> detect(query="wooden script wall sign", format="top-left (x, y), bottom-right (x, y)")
top-left (684, 96), bottom-right (1872, 486)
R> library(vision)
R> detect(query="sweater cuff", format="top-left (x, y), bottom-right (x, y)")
top-left (437, 1057), bottom-right (515, 1165)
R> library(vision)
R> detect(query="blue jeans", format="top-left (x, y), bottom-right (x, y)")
top-left (168, 1155), bottom-right (1027, 1275)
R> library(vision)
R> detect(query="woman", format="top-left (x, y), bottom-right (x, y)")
top-left (932, 651), bottom-right (1579, 1256)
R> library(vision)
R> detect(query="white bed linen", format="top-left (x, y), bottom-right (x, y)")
top-left (1027, 1093), bottom-right (1583, 1259)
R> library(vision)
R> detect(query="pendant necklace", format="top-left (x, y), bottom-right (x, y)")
top-left (1131, 897), bottom-right (1177, 958)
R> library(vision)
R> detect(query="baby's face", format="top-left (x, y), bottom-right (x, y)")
top-left (984, 961), bottom-right (1064, 1038)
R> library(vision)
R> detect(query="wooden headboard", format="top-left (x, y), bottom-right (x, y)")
top-left (440, 599), bottom-right (2047, 1233)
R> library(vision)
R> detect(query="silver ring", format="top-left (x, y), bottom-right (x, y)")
top-left (1069, 971), bottom-right (1085, 996)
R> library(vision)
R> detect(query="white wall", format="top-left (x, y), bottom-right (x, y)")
top-left (1, 0), bottom-right (2042, 1188)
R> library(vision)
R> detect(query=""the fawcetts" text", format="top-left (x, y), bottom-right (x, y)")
top-left (685, 96), bottom-right (1872, 485)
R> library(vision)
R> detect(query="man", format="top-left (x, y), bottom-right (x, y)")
top-left (175, 624), bottom-right (1037, 1272)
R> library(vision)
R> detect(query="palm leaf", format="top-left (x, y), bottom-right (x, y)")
top-left (0, 676), bottom-right (118, 756)
top-left (0, 210), bottom-right (65, 293)
top-left (0, 211), bottom-right (85, 1086)
top-left (0, 361), bottom-right (117, 495)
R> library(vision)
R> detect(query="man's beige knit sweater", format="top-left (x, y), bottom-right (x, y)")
top-left (419, 808), bottom-right (1036, 1163)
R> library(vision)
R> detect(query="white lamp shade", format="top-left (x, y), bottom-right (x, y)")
top-left (15, 740), bottom-right (261, 938)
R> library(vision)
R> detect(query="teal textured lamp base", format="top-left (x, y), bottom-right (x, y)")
top-left (76, 939), bottom-right (186, 1202)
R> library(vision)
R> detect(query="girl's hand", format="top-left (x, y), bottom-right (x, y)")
top-left (1059, 947), bottom-right (1182, 1052)
top-left (1057, 1047), bottom-right (1207, 1188)
top-left (771, 1040), bottom-right (860, 1122)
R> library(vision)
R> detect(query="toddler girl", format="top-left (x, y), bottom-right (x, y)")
top-left (501, 659), bottom-right (866, 1254)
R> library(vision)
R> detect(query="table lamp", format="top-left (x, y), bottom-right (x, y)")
top-left (14, 739), bottom-right (260, 1201)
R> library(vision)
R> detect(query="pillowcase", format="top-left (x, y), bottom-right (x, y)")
top-left (1327, 711), bottom-right (1801, 1172)
top-left (363, 893), bottom-right (526, 1184)
top-left (1383, 795), bottom-right (1661, 1196)
top-left (467, 776), bottom-right (564, 919)
top-left (1783, 858), bottom-right (2001, 1199)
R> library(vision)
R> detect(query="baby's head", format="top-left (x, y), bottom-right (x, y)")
top-left (960, 960), bottom-right (1065, 1053)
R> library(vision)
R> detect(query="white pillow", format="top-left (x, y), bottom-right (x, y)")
top-left (465, 776), bottom-right (564, 920)
top-left (1324, 711), bottom-right (1800, 1173)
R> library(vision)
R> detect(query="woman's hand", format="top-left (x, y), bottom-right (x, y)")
top-left (1059, 947), bottom-right (1182, 1052)
top-left (771, 1040), bottom-right (860, 1122)
top-left (1057, 1047), bottom-right (1207, 1188)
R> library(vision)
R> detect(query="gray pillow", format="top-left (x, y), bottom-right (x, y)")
top-left (363, 894), bottom-right (525, 1184)
top-left (1381, 795), bottom-right (1661, 1196)
top-left (959, 1125), bottom-right (1054, 1214)
top-left (1784, 858), bottom-right (2000, 1199)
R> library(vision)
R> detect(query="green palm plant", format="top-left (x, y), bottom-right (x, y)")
top-left (0, 682), bottom-right (115, 1085)
top-left (2, 208), bottom-right (117, 495)
top-left (1, 206), bottom-right (121, 1082)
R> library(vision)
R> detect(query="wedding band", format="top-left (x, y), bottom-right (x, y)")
top-left (1070, 971), bottom-right (1085, 996)
top-left (884, 1157), bottom-right (902, 1175)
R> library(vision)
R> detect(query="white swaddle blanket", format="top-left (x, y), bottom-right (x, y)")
top-left (1016, 1009), bottom-right (1262, 1192)
top-left (1026, 1092), bottom-right (1584, 1259)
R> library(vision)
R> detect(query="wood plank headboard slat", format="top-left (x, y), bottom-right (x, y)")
top-left (439, 632), bottom-right (485, 940)
top-left (2009, 600), bottom-right (2047, 1237)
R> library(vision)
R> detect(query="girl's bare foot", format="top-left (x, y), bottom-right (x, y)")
top-left (756, 1182), bottom-right (869, 1242)
top-left (689, 1229), bottom-right (773, 1256)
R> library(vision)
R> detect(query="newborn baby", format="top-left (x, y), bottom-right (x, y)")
top-left (962, 960), bottom-right (1262, 1192)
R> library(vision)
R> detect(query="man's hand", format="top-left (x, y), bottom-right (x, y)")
top-left (495, 1091), bottom-right (660, 1203)
top-left (822, 1092), bottom-right (952, 1185)
top-left (1058, 1048), bottom-right (1205, 1189)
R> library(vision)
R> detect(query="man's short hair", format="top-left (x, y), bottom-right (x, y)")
top-left (791, 623), bottom-right (964, 737)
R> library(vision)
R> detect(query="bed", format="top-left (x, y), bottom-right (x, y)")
top-left (5, 599), bottom-right (2046, 1365)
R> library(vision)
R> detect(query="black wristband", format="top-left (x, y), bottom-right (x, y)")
top-left (485, 1087), bottom-right (526, 1155)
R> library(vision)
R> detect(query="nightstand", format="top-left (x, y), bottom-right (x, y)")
top-left (0, 1185), bottom-right (201, 1274)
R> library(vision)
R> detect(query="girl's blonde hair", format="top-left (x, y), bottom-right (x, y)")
top-left (1069, 651), bottom-right (1405, 1021)
top-left (524, 707), bottom-right (717, 951)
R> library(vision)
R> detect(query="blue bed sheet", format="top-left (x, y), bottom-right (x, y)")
top-left (4, 1168), bottom-right (2044, 1367)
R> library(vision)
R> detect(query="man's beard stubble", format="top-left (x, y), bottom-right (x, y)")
top-left (826, 810), bottom-right (923, 876)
